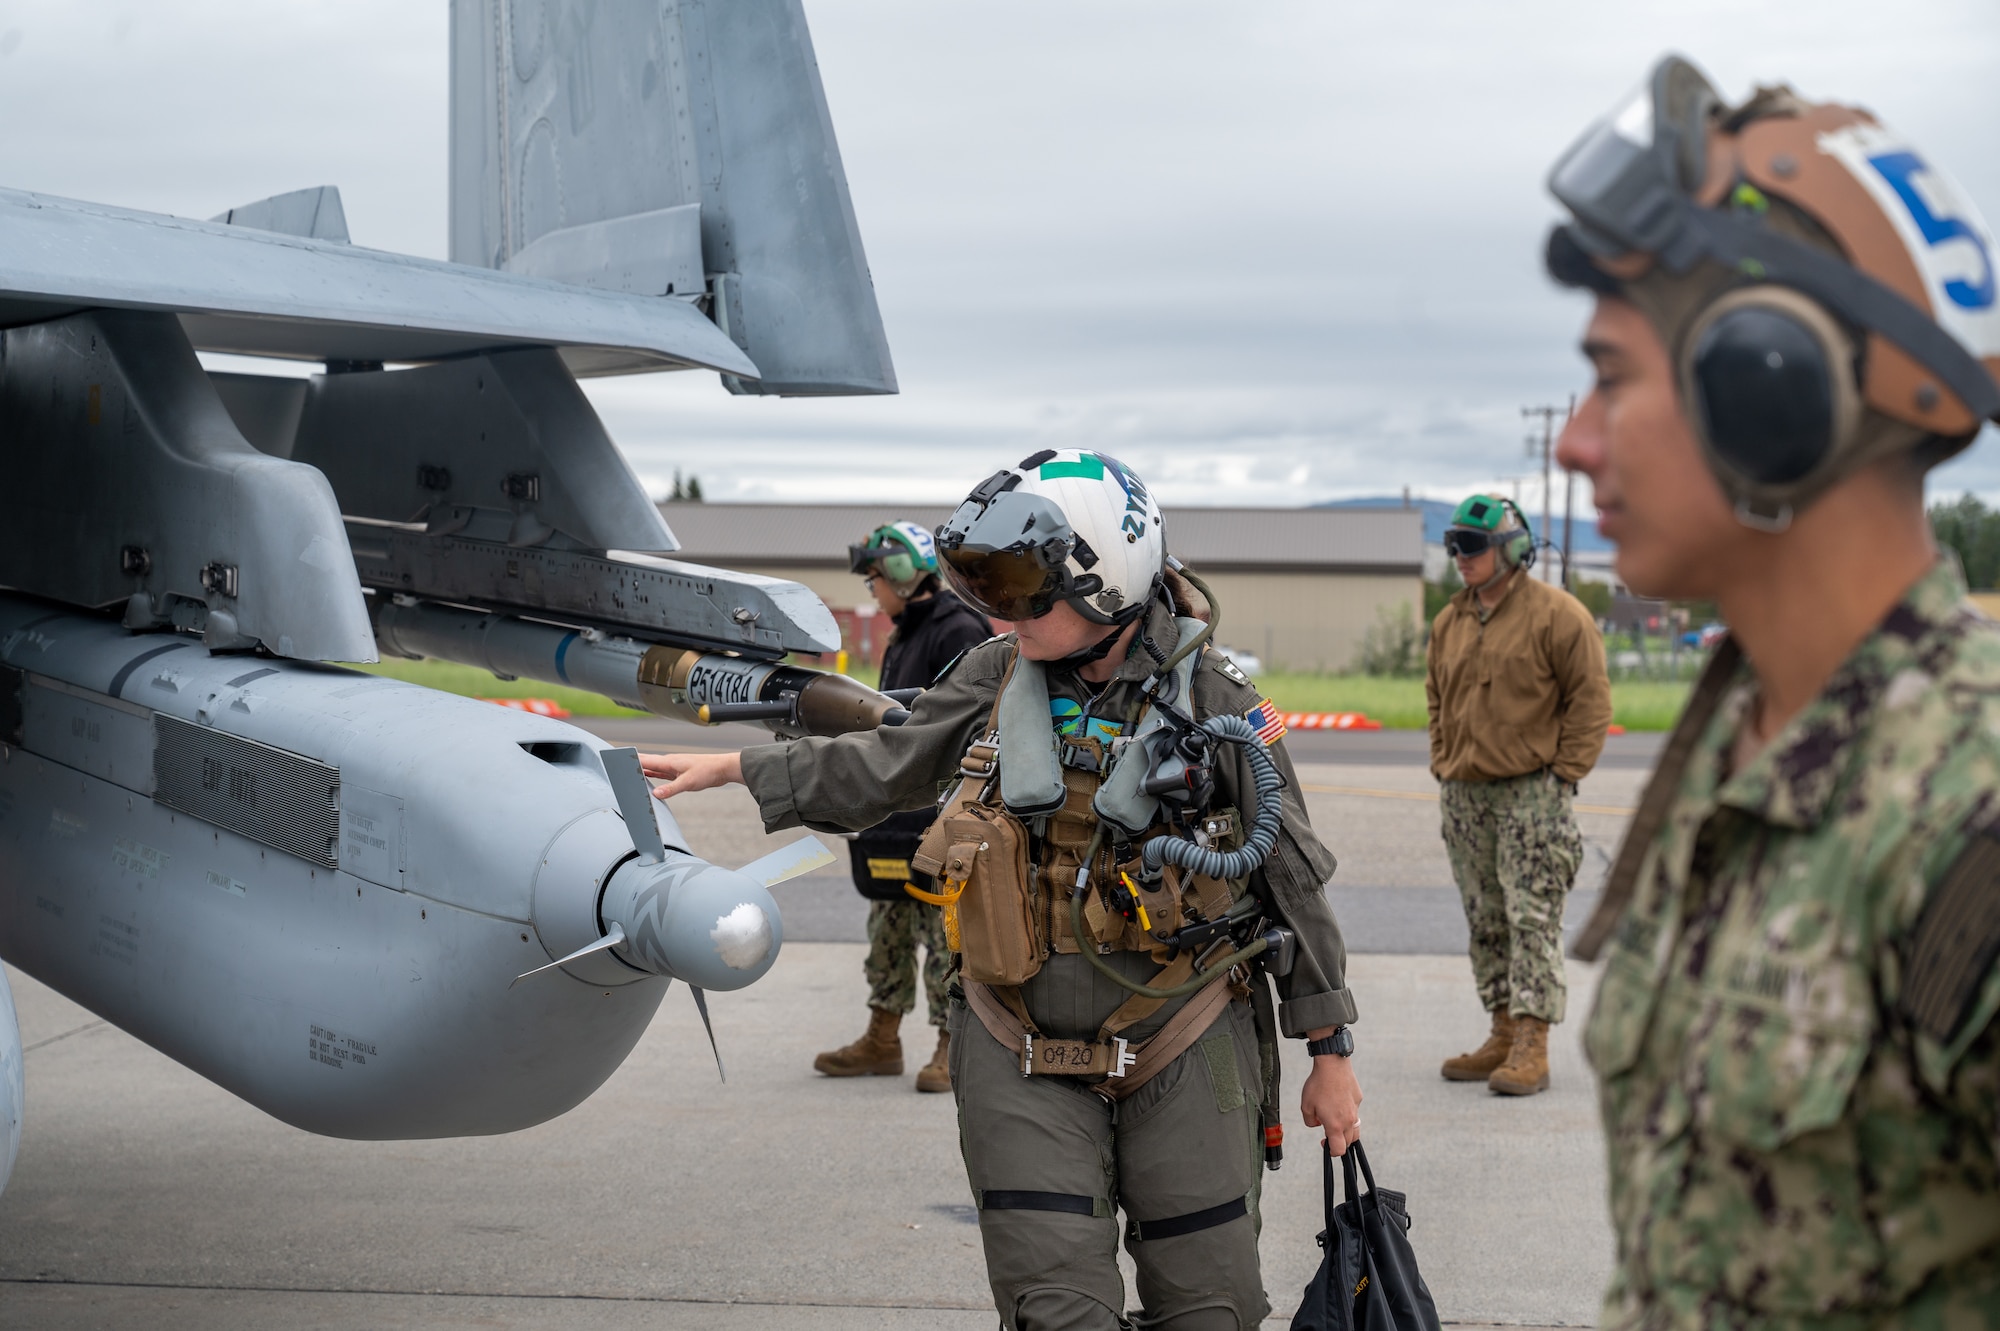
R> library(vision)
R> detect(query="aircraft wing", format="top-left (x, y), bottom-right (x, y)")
top-left (0, 186), bottom-right (758, 379)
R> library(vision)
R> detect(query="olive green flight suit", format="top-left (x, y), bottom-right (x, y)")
top-left (742, 600), bottom-right (1356, 1330)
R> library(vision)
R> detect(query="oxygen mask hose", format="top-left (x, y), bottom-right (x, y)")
top-left (1071, 713), bottom-right (1285, 1000)
top-left (1140, 714), bottom-right (1281, 881)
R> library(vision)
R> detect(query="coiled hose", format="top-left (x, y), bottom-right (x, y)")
top-left (1140, 713), bottom-right (1281, 879)
top-left (1071, 712), bottom-right (1285, 999)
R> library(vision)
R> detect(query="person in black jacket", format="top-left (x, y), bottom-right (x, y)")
top-left (815, 521), bottom-right (993, 1091)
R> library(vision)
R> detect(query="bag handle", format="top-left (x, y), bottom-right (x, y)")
top-left (1335, 1140), bottom-right (1386, 1261)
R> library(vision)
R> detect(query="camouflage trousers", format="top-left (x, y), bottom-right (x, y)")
top-left (1439, 772), bottom-right (1583, 1024)
top-left (865, 897), bottom-right (952, 1028)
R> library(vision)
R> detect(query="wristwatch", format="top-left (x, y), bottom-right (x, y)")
top-left (1306, 1027), bottom-right (1354, 1058)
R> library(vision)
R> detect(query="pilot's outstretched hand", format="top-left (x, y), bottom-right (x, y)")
top-left (641, 751), bottom-right (745, 800)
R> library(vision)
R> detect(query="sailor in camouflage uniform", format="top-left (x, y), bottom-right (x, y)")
top-left (1428, 492), bottom-right (1612, 1095)
top-left (1547, 56), bottom-right (2000, 1327)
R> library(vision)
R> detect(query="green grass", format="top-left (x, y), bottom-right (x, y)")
top-left (349, 658), bottom-right (648, 718)
top-left (1255, 672), bottom-right (1692, 732)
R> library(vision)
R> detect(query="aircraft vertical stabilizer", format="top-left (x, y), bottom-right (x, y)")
top-left (449, 0), bottom-right (897, 396)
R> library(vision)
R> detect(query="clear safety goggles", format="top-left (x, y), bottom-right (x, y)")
top-left (1546, 55), bottom-right (2000, 423)
top-left (1547, 55), bottom-right (1720, 266)
top-left (935, 479), bottom-right (1083, 622)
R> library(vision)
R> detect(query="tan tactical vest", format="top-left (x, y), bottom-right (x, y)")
top-left (912, 648), bottom-right (1248, 1097)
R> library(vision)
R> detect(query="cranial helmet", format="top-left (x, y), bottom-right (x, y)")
top-left (847, 521), bottom-right (940, 597)
top-left (935, 449), bottom-right (1166, 624)
top-left (1444, 494), bottom-right (1535, 571)
top-left (1545, 54), bottom-right (2000, 529)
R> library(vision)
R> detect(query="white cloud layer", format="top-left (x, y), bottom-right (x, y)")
top-left (0, 0), bottom-right (1993, 519)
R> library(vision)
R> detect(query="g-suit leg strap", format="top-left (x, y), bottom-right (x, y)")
top-left (979, 1189), bottom-right (1112, 1219)
top-left (1123, 1196), bottom-right (1249, 1243)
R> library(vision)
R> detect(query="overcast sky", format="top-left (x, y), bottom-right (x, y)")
top-left (0, 0), bottom-right (1993, 520)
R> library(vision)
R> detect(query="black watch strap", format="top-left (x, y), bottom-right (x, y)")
top-left (1307, 1027), bottom-right (1354, 1058)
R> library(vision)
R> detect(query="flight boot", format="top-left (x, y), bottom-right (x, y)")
top-left (813, 1007), bottom-right (904, 1077)
top-left (1488, 1015), bottom-right (1551, 1096)
top-left (915, 1028), bottom-right (952, 1093)
top-left (1440, 1011), bottom-right (1514, 1082)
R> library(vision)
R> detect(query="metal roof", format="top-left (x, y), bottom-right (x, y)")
top-left (657, 503), bottom-right (1423, 574)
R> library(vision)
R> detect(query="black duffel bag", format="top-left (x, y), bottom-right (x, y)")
top-left (1291, 1141), bottom-right (1441, 1331)
top-left (848, 808), bottom-right (940, 902)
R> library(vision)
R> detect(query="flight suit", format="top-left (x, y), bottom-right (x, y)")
top-left (743, 598), bottom-right (1355, 1329)
top-left (1580, 560), bottom-right (2000, 1328)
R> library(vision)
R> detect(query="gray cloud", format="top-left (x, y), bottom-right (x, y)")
top-left (0, 0), bottom-right (1993, 514)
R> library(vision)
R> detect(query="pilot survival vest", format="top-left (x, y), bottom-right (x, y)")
top-left (912, 621), bottom-right (1252, 1098)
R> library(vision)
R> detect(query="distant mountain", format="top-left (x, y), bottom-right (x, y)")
top-left (1318, 495), bottom-right (1613, 554)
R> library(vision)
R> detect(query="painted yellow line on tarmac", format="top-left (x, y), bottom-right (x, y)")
top-left (1300, 783), bottom-right (1635, 817)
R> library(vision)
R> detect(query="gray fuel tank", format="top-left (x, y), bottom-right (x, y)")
top-left (0, 595), bottom-right (776, 1139)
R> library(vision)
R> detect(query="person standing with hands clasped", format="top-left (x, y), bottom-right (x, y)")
top-left (642, 450), bottom-right (1360, 1330)
top-left (1548, 55), bottom-right (2000, 1326)
top-left (1427, 494), bottom-right (1611, 1096)
top-left (814, 522), bottom-right (991, 1091)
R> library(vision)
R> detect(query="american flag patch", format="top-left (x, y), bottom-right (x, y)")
top-left (1245, 699), bottom-right (1287, 746)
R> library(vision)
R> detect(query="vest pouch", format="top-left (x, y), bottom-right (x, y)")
top-left (940, 805), bottom-right (1042, 986)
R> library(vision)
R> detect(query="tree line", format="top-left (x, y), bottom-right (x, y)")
top-left (1930, 493), bottom-right (2000, 589)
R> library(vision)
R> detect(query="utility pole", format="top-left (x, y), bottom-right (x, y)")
top-left (1523, 402), bottom-right (1568, 584)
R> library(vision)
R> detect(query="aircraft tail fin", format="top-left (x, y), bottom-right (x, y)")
top-left (449, 0), bottom-right (896, 396)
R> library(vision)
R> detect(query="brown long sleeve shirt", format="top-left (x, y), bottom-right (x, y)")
top-left (1426, 573), bottom-right (1612, 784)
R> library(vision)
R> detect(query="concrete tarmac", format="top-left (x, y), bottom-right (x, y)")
top-left (0, 726), bottom-right (1648, 1329)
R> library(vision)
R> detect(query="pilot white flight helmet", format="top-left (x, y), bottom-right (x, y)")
top-left (935, 449), bottom-right (1166, 626)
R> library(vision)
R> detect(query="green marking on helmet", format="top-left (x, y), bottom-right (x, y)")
top-left (1731, 183), bottom-right (1770, 214)
top-left (1040, 455), bottom-right (1106, 481)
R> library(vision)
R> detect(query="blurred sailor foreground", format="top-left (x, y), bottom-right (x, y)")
top-left (1548, 53), bottom-right (2000, 1329)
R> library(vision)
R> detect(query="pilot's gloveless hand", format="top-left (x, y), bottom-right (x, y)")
top-left (641, 751), bottom-right (744, 800)
top-left (1301, 1046), bottom-right (1362, 1156)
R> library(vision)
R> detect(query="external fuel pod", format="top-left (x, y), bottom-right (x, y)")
top-left (0, 594), bottom-right (779, 1139)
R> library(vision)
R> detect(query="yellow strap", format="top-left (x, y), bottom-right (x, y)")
top-left (902, 878), bottom-right (965, 906)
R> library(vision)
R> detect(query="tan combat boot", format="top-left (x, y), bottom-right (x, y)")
top-left (915, 1029), bottom-right (951, 1093)
top-left (1488, 1015), bottom-right (1550, 1096)
top-left (1440, 1011), bottom-right (1514, 1082)
top-left (813, 1007), bottom-right (904, 1077)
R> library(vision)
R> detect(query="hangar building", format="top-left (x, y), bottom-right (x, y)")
top-left (657, 502), bottom-right (1422, 673)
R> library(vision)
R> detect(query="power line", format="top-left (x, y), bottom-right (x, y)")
top-left (1522, 398), bottom-right (1576, 587)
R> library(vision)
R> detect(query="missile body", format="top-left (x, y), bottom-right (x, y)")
top-left (0, 594), bottom-right (779, 1139)
top-left (372, 596), bottom-right (908, 736)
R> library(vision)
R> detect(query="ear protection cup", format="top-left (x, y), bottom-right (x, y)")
top-left (1498, 499), bottom-right (1536, 570)
top-left (1679, 287), bottom-right (1863, 513)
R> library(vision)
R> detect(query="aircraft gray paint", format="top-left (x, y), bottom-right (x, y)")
top-left (0, 0), bottom-right (896, 1196)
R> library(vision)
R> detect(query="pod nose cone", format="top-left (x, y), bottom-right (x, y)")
top-left (599, 855), bottom-right (784, 991)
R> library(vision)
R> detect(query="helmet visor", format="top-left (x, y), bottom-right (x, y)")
top-left (940, 545), bottom-right (1064, 621)
top-left (935, 488), bottom-right (1077, 621)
